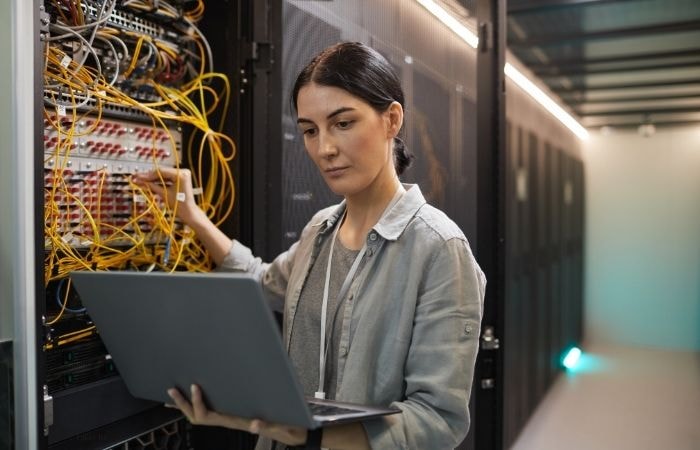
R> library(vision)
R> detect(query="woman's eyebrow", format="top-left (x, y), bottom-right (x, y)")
top-left (297, 107), bottom-right (356, 125)
top-left (326, 107), bottom-right (355, 119)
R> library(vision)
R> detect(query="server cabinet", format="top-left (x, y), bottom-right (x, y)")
top-left (501, 121), bottom-right (585, 449)
top-left (275, 2), bottom-right (484, 449)
top-left (26, 1), bottom-right (260, 448)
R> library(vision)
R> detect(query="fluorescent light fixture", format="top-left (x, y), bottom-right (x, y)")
top-left (505, 63), bottom-right (589, 140)
top-left (414, 0), bottom-right (589, 141)
top-left (563, 347), bottom-right (582, 370)
top-left (415, 0), bottom-right (479, 49)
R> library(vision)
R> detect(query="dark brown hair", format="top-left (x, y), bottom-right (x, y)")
top-left (292, 42), bottom-right (414, 176)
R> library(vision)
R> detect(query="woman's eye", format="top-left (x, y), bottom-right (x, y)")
top-left (302, 128), bottom-right (317, 137)
top-left (336, 120), bottom-right (353, 129)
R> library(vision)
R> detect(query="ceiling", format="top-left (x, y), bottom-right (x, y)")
top-left (506, 0), bottom-right (700, 130)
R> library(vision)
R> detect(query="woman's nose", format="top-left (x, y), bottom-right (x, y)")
top-left (318, 132), bottom-right (338, 158)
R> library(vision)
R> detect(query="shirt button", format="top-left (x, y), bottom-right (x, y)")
top-left (340, 346), bottom-right (348, 356)
top-left (465, 324), bottom-right (473, 335)
top-left (368, 233), bottom-right (377, 242)
top-left (366, 248), bottom-right (373, 257)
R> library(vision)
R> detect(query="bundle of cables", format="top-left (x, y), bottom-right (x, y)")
top-left (43, 0), bottom-right (235, 328)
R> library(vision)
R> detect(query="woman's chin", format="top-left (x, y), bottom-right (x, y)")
top-left (323, 177), bottom-right (351, 196)
top-left (323, 175), bottom-right (373, 199)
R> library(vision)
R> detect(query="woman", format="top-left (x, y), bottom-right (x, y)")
top-left (133, 42), bottom-right (485, 450)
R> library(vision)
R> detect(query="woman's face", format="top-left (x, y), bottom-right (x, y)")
top-left (296, 82), bottom-right (401, 198)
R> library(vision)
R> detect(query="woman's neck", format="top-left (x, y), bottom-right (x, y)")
top-left (339, 173), bottom-right (404, 250)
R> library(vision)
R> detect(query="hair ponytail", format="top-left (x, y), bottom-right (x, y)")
top-left (393, 137), bottom-right (414, 176)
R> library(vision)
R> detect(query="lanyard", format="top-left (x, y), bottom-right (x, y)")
top-left (315, 186), bottom-right (405, 400)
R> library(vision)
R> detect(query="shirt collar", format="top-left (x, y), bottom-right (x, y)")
top-left (311, 184), bottom-right (426, 241)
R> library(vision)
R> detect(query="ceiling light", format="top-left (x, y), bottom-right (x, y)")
top-left (415, 0), bottom-right (479, 49)
top-left (600, 126), bottom-right (614, 136)
top-left (505, 63), bottom-right (590, 140)
top-left (414, 0), bottom-right (589, 141)
top-left (638, 123), bottom-right (656, 138)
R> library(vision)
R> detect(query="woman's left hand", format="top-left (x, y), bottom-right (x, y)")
top-left (167, 384), bottom-right (309, 446)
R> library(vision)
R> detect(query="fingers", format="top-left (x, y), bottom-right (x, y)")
top-left (168, 388), bottom-right (194, 421)
top-left (142, 181), bottom-right (166, 198)
top-left (168, 385), bottom-right (232, 428)
top-left (131, 168), bottom-right (192, 205)
top-left (249, 419), bottom-right (265, 434)
top-left (132, 167), bottom-right (186, 182)
top-left (190, 384), bottom-right (209, 418)
top-left (131, 168), bottom-right (191, 189)
top-left (256, 422), bottom-right (308, 446)
top-left (165, 386), bottom-right (307, 446)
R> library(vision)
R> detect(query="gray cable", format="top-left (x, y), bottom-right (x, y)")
top-left (94, 35), bottom-right (119, 86)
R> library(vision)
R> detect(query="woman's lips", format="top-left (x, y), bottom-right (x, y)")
top-left (325, 166), bottom-right (349, 177)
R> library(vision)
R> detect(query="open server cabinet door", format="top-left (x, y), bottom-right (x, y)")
top-left (33, 0), bottom-right (265, 449)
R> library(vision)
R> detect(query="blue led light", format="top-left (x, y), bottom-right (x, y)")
top-left (563, 347), bottom-right (582, 370)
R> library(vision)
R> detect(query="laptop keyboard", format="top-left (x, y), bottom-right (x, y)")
top-left (308, 402), bottom-right (361, 417)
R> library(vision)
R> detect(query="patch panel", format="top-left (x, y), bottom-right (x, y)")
top-left (79, 1), bottom-right (171, 40)
top-left (43, 115), bottom-right (180, 164)
top-left (43, 90), bottom-right (156, 121)
top-left (43, 115), bottom-right (181, 249)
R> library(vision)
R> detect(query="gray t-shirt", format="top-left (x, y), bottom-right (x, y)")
top-left (288, 229), bottom-right (360, 400)
top-left (259, 230), bottom-right (360, 450)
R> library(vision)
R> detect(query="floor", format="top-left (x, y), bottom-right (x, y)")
top-left (510, 343), bottom-right (700, 450)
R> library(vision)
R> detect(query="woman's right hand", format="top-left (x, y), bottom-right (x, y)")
top-left (131, 167), bottom-right (202, 226)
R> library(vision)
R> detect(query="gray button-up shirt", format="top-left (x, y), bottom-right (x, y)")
top-left (222, 184), bottom-right (485, 449)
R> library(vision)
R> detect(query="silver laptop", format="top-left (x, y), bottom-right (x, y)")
top-left (70, 270), bottom-right (400, 429)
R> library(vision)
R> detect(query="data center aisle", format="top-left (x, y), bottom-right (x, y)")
top-left (509, 343), bottom-right (700, 450)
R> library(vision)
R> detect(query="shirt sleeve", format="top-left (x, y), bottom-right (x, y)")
top-left (362, 237), bottom-right (486, 449)
top-left (217, 216), bottom-right (321, 312)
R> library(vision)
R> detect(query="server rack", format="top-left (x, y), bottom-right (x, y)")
top-left (501, 120), bottom-right (585, 449)
top-left (29, 1), bottom-right (259, 448)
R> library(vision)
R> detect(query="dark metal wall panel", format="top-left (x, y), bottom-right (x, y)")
top-left (503, 121), bottom-right (516, 446)
top-left (278, 0), bottom-right (479, 250)
top-left (515, 126), bottom-right (529, 440)
top-left (575, 160), bottom-right (585, 344)
top-left (280, 3), bottom-right (343, 250)
top-left (536, 151), bottom-right (548, 399)
top-left (407, 70), bottom-right (452, 209)
top-left (502, 124), bottom-right (585, 448)
top-left (460, 98), bottom-right (478, 245)
top-left (548, 146), bottom-right (560, 385)
top-left (278, 2), bottom-right (481, 447)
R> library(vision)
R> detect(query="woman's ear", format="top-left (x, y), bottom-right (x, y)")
top-left (385, 101), bottom-right (404, 138)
